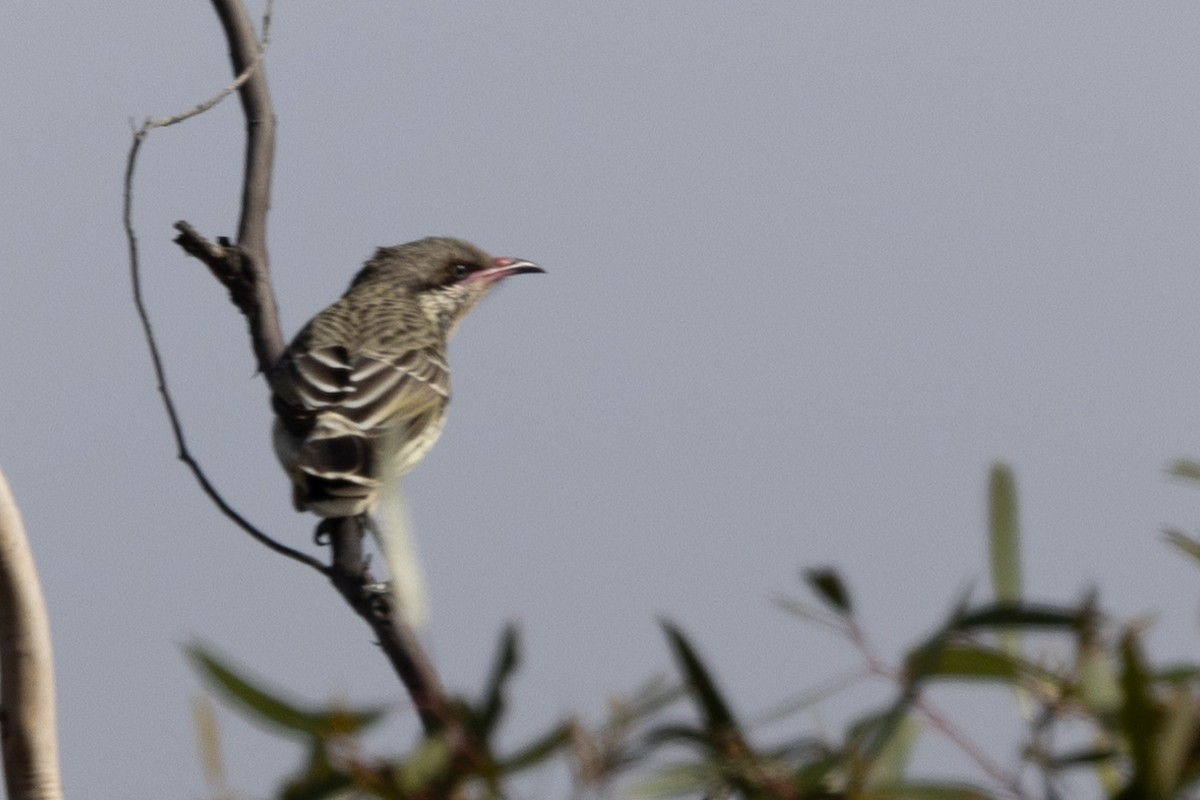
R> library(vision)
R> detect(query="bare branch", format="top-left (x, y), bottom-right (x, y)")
top-left (124, 0), bottom-right (468, 749)
top-left (123, 130), bottom-right (326, 575)
top-left (209, 0), bottom-right (283, 369)
top-left (210, 0), bottom-right (274, 253)
top-left (914, 693), bottom-right (1027, 799)
top-left (172, 220), bottom-right (280, 374)
top-left (322, 518), bottom-right (463, 737)
top-left (0, 467), bottom-right (63, 800)
top-left (841, 618), bottom-right (1029, 798)
top-left (135, 0), bottom-right (271, 133)
top-left (125, 0), bottom-right (282, 377)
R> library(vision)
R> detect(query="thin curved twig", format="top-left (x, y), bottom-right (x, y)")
top-left (843, 618), bottom-right (1030, 799)
top-left (0, 467), bottom-right (63, 800)
top-left (133, 0), bottom-right (271, 133)
top-left (121, 5), bottom-right (324, 575)
top-left (912, 693), bottom-right (1026, 798)
top-left (323, 518), bottom-right (459, 736)
top-left (210, 0), bottom-right (283, 371)
top-left (128, 0), bottom-right (468, 748)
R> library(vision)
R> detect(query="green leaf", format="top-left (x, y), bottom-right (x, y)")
top-left (770, 594), bottom-right (848, 633)
top-left (628, 763), bottom-right (718, 799)
top-left (620, 677), bottom-right (685, 721)
top-left (860, 782), bottom-right (990, 799)
top-left (1119, 630), bottom-right (1158, 798)
top-left (987, 464), bottom-right (1027, 723)
top-left (1154, 664), bottom-right (1200, 684)
top-left (191, 695), bottom-right (226, 789)
top-left (1043, 747), bottom-right (1118, 768)
top-left (864, 713), bottom-right (919, 788)
top-left (476, 624), bottom-right (520, 739)
top-left (845, 700), bottom-right (920, 788)
top-left (395, 735), bottom-right (454, 794)
top-left (791, 751), bottom-right (843, 790)
top-left (1168, 459), bottom-right (1200, 484)
top-left (987, 463), bottom-right (1023, 607)
top-left (988, 462), bottom-right (1036, 719)
top-left (1155, 688), bottom-right (1196, 797)
top-left (186, 645), bottom-right (384, 738)
top-left (642, 723), bottom-right (716, 750)
top-left (850, 597), bottom-right (968, 782)
top-left (1164, 529), bottom-right (1200, 566)
top-left (903, 626), bottom-right (962, 686)
top-left (802, 567), bottom-right (853, 615)
top-left (501, 722), bottom-right (572, 774)
top-left (1077, 648), bottom-right (1122, 716)
top-left (660, 621), bottom-right (742, 747)
top-left (1076, 604), bottom-right (1122, 716)
top-left (953, 603), bottom-right (1085, 632)
top-left (915, 642), bottom-right (1050, 685)
top-left (279, 769), bottom-right (354, 800)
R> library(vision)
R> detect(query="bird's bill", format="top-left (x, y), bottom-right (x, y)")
top-left (472, 257), bottom-right (545, 284)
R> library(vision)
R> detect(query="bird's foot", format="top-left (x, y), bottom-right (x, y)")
top-left (313, 518), bottom-right (339, 545)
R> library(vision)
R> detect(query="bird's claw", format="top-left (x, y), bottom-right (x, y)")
top-left (313, 518), bottom-right (338, 545)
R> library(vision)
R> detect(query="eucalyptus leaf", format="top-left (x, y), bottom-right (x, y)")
top-left (802, 566), bottom-right (853, 615)
top-left (660, 621), bottom-right (742, 746)
top-left (186, 645), bottom-right (384, 738)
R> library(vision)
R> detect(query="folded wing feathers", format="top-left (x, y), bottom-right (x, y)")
top-left (280, 344), bottom-right (449, 494)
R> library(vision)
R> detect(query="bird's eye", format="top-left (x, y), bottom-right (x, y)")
top-left (453, 263), bottom-right (472, 280)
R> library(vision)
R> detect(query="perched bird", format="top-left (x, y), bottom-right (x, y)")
top-left (270, 237), bottom-right (543, 625)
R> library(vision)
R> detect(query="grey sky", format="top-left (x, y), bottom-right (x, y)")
top-left (2, 3), bottom-right (1200, 796)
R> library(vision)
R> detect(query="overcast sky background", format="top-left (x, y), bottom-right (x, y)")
top-left (3, 3), bottom-right (1200, 797)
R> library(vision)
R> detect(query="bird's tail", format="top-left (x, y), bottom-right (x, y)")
top-left (370, 476), bottom-right (429, 629)
top-left (293, 414), bottom-right (379, 516)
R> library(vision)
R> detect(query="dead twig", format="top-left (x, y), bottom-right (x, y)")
top-left (121, 0), bottom-right (323, 574)
top-left (124, 0), bottom-right (467, 747)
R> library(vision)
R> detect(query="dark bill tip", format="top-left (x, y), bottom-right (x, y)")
top-left (494, 257), bottom-right (544, 274)
top-left (481, 257), bottom-right (545, 281)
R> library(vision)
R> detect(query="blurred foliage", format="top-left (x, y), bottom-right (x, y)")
top-left (190, 463), bottom-right (1200, 799)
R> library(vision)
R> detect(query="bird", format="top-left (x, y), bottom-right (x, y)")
top-left (269, 236), bottom-right (543, 625)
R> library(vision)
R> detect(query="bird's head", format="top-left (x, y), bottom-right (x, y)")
top-left (352, 236), bottom-right (543, 335)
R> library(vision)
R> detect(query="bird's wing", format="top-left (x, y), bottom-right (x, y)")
top-left (279, 343), bottom-right (450, 432)
top-left (272, 342), bottom-right (450, 513)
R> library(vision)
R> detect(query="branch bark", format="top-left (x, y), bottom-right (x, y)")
top-left (124, 0), bottom-right (469, 751)
top-left (322, 518), bottom-right (460, 737)
top-left (0, 468), bottom-right (62, 800)
top-left (181, 0), bottom-right (284, 375)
